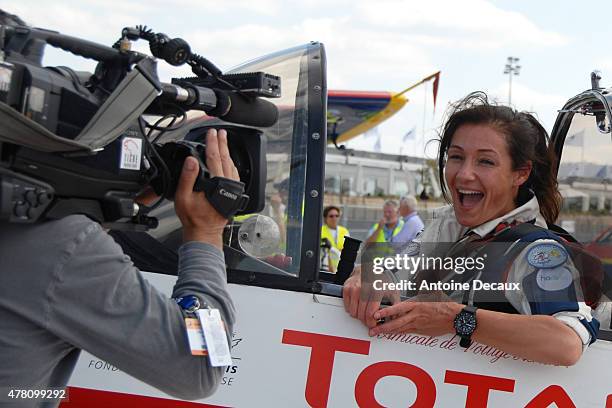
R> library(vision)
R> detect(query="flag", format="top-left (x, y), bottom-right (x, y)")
top-left (422, 71), bottom-right (441, 112)
top-left (596, 165), bottom-right (609, 180)
top-left (395, 70), bottom-right (441, 112)
top-left (373, 136), bottom-right (382, 152)
top-left (568, 163), bottom-right (581, 177)
top-left (363, 126), bottom-right (380, 140)
top-left (402, 126), bottom-right (416, 142)
top-left (431, 71), bottom-right (440, 111)
top-left (565, 130), bottom-right (584, 146)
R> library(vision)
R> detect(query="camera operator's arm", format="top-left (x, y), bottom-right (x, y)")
top-left (39, 130), bottom-right (235, 400)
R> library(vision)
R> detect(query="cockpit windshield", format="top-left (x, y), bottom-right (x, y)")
top-left (142, 43), bottom-right (325, 282)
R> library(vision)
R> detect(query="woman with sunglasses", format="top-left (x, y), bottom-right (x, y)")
top-left (321, 206), bottom-right (350, 272)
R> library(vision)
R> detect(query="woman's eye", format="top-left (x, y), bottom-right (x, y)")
top-left (480, 159), bottom-right (495, 165)
top-left (448, 155), bottom-right (463, 161)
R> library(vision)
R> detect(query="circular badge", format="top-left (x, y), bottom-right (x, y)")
top-left (526, 242), bottom-right (568, 269)
top-left (536, 266), bottom-right (573, 291)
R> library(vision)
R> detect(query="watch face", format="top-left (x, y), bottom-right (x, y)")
top-left (455, 312), bottom-right (477, 335)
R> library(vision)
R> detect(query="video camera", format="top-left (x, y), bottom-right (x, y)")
top-left (0, 14), bottom-right (279, 229)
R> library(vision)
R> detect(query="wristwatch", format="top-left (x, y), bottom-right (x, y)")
top-left (454, 305), bottom-right (478, 348)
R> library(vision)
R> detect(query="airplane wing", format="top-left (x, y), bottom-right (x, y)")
top-left (327, 71), bottom-right (440, 145)
top-left (327, 90), bottom-right (408, 144)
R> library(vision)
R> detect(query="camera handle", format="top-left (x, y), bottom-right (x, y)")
top-left (202, 177), bottom-right (249, 219)
top-left (0, 167), bottom-right (54, 223)
top-left (4, 25), bottom-right (128, 63)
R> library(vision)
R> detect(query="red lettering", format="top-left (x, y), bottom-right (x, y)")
top-left (355, 361), bottom-right (436, 408)
top-left (282, 329), bottom-right (370, 408)
top-left (445, 370), bottom-right (514, 408)
top-left (524, 385), bottom-right (576, 408)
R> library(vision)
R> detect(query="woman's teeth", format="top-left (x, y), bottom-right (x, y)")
top-left (458, 189), bottom-right (484, 206)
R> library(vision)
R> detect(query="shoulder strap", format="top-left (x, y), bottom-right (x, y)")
top-left (491, 222), bottom-right (565, 244)
top-left (463, 223), bottom-right (556, 314)
top-left (546, 222), bottom-right (579, 243)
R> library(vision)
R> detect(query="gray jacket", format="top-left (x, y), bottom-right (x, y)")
top-left (0, 215), bottom-right (235, 407)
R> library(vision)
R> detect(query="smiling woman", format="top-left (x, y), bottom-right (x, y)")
top-left (445, 124), bottom-right (527, 226)
top-left (343, 92), bottom-right (602, 366)
top-left (438, 92), bottom-right (562, 228)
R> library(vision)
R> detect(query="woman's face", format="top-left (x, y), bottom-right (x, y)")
top-left (445, 124), bottom-right (531, 228)
top-left (325, 210), bottom-right (340, 229)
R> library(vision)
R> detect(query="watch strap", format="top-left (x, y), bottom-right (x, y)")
top-left (463, 305), bottom-right (477, 315)
top-left (459, 335), bottom-right (472, 348)
top-left (456, 305), bottom-right (478, 348)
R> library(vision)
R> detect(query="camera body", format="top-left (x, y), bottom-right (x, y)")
top-left (0, 20), bottom-right (279, 229)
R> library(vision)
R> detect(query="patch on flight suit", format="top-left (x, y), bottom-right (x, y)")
top-left (526, 242), bottom-right (568, 269)
top-left (536, 266), bottom-right (574, 291)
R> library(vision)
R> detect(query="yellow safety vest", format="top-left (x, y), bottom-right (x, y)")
top-left (370, 220), bottom-right (404, 243)
top-left (321, 224), bottom-right (350, 251)
top-left (321, 224), bottom-right (349, 271)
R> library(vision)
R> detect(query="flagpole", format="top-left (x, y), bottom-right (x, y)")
top-left (420, 82), bottom-right (428, 198)
top-left (396, 71), bottom-right (441, 97)
top-left (422, 81), bottom-right (427, 158)
top-left (581, 132), bottom-right (585, 175)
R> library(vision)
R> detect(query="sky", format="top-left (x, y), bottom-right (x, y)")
top-left (3, 0), bottom-right (611, 159)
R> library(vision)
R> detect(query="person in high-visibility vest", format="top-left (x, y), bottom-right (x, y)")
top-left (366, 200), bottom-right (404, 243)
top-left (320, 206), bottom-right (350, 272)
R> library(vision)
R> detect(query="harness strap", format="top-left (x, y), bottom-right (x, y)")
top-left (463, 223), bottom-right (567, 313)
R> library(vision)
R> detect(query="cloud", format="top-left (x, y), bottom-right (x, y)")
top-left (5, 0), bottom-right (566, 91)
top-left (184, 18), bottom-right (435, 90)
top-left (2, 0), bottom-right (576, 155)
top-left (3, 2), bottom-right (158, 76)
top-left (356, 0), bottom-right (569, 49)
top-left (487, 82), bottom-right (568, 130)
top-left (111, 0), bottom-right (283, 16)
top-left (1, 2), bottom-right (144, 44)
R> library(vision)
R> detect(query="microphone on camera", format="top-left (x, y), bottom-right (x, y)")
top-left (209, 90), bottom-right (279, 128)
top-left (158, 84), bottom-right (279, 128)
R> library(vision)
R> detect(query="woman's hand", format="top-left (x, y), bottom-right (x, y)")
top-left (264, 254), bottom-right (292, 269)
top-left (343, 266), bottom-right (401, 329)
top-left (343, 267), bottom-right (379, 328)
top-left (370, 299), bottom-right (463, 337)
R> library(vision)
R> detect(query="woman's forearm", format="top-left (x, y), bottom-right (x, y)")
top-left (473, 309), bottom-right (583, 366)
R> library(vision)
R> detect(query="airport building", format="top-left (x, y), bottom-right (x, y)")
top-left (324, 148), bottom-right (612, 242)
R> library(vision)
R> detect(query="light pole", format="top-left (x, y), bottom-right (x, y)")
top-left (503, 57), bottom-right (521, 105)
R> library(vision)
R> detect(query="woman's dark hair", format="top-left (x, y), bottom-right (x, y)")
top-left (323, 205), bottom-right (341, 217)
top-left (437, 91), bottom-right (561, 225)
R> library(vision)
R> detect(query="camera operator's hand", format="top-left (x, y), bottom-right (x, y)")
top-left (175, 128), bottom-right (239, 249)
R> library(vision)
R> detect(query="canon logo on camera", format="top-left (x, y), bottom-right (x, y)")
top-left (219, 188), bottom-right (238, 201)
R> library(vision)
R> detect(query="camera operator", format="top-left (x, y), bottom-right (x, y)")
top-left (0, 128), bottom-right (236, 404)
